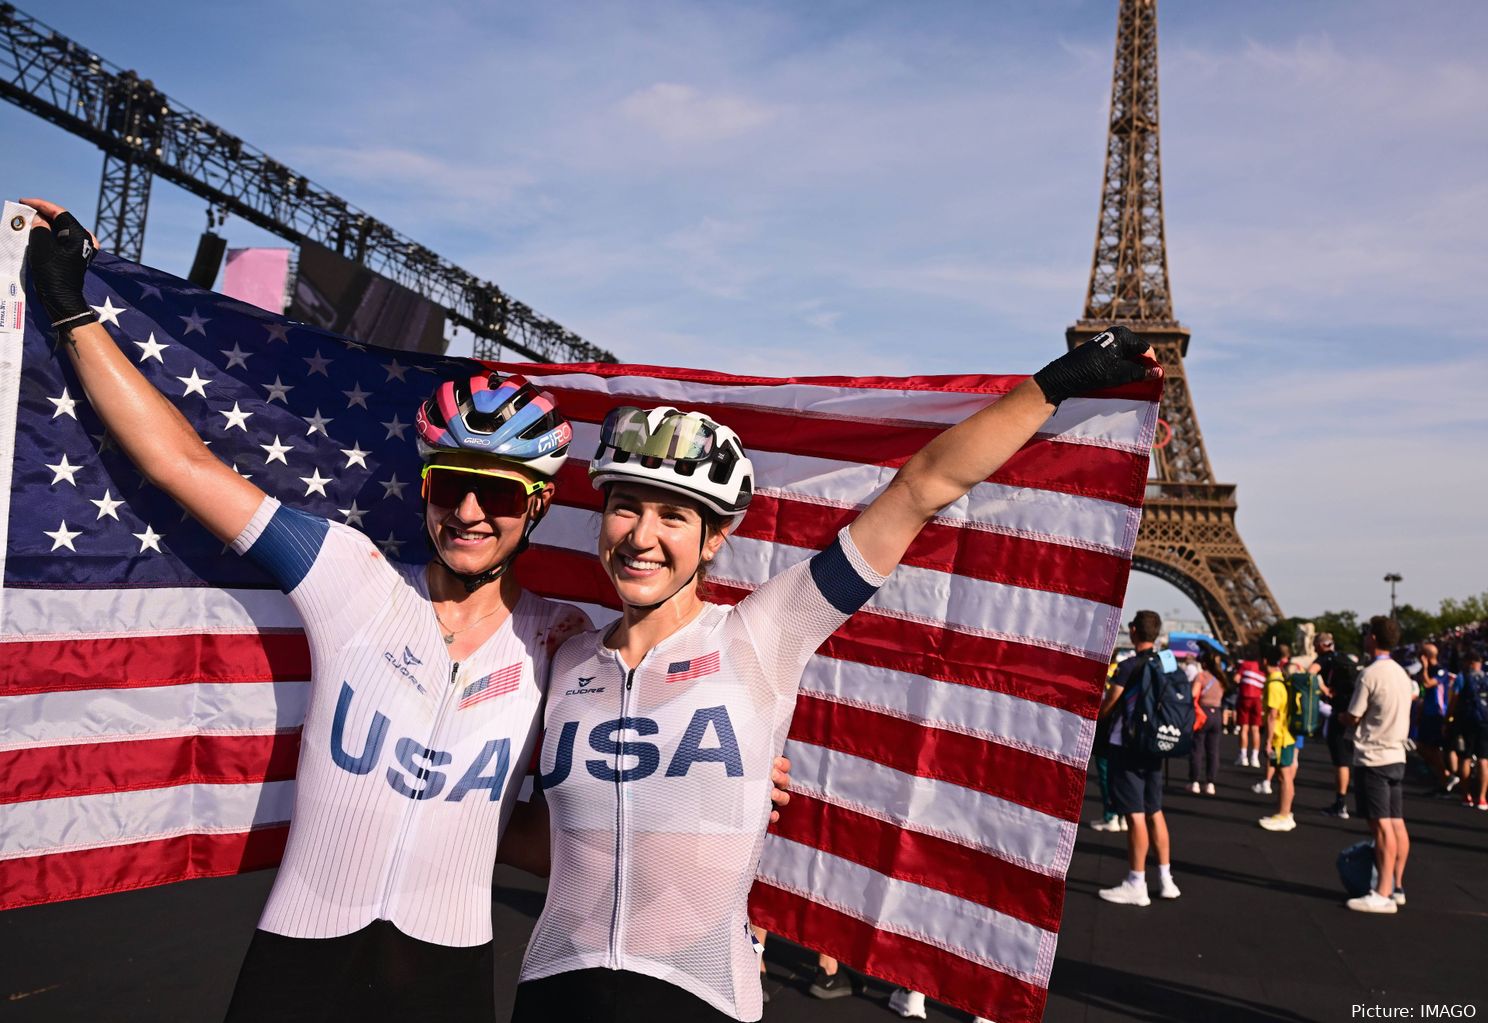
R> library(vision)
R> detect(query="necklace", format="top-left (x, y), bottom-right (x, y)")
top-left (432, 602), bottom-right (505, 646)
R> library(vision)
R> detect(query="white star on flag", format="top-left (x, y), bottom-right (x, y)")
top-left (303, 409), bottom-right (334, 436)
top-left (137, 281), bottom-right (164, 302)
top-left (263, 377), bottom-right (294, 404)
top-left (92, 296), bottom-right (126, 327)
top-left (379, 473), bottom-right (409, 500)
top-left (48, 388), bottom-right (79, 420)
top-left (46, 454), bottom-right (83, 486)
top-left (232, 463), bottom-right (254, 480)
top-left (381, 414), bottom-right (409, 440)
top-left (44, 520), bottom-right (81, 551)
top-left (90, 489), bottom-right (124, 520)
top-left (220, 343), bottom-right (251, 369)
top-left (384, 360), bottom-right (409, 383)
top-left (340, 443), bottom-right (370, 469)
top-left (180, 309), bottom-right (210, 336)
top-left (338, 501), bottom-right (368, 528)
top-left (263, 322), bottom-right (291, 343)
top-left (219, 403), bottom-right (253, 431)
top-left (133, 525), bottom-right (164, 553)
top-left (343, 382), bottom-right (371, 409)
top-left (303, 350), bottom-right (333, 376)
top-left (176, 369), bottom-right (212, 398)
top-left (134, 333), bottom-right (169, 363)
top-left (299, 468), bottom-right (333, 497)
top-left (260, 436), bottom-right (293, 465)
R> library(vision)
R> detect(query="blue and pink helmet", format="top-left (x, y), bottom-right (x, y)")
top-left (415, 373), bottom-right (571, 479)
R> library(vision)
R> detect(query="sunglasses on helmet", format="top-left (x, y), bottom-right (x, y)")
top-left (597, 407), bottom-right (717, 471)
top-left (420, 464), bottom-right (545, 517)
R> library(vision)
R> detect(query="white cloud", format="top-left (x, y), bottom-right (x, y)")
top-left (618, 83), bottom-right (779, 145)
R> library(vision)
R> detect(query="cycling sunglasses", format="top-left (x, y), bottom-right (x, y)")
top-left (598, 407), bottom-right (717, 469)
top-left (420, 464), bottom-right (544, 517)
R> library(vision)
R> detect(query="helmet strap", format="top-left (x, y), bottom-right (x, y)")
top-left (425, 496), bottom-right (545, 594)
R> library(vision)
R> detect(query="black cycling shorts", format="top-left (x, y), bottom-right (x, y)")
top-left (223, 920), bottom-right (495, 1023)
top-left (513, 968), bottom-right (737, 1023)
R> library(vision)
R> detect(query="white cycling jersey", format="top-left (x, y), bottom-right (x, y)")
top-left (519, 527), bottom-right (887, 1020)
top-left (233, 496), bottom-right (588, 946)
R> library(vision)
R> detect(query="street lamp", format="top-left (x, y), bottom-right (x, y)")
top-left (1384, 573), bottom-right (1402, 619)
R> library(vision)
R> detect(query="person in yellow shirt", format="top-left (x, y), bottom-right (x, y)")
top-left (1259, 649), bottom-right (1299, 831)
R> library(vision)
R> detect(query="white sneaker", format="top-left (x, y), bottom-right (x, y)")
top-left (1204, 782), bottom-right (1217, 795)
top-left (1391, 889), bottom-right (1406, 907)
top-left (1259, 813), bottom-right (1297, 832)
top-left (1158, 876), bottom-right (1181, 900)
top-left (1234, 752), bottom-right (1249, 766)
top-left (1251, 750), bottom-right (1263, 768)
top-left (1189, 781), bottom-right (1201, 794)
top-left (1119, 816), bottom-right (1129, 831)
top-left (1098, 879), bottom-right (1151, 907)
top-left (888, 987), bottom-right (927, 1019)
top-left (1346, 890), bottom-right (1398, 914)
top-left (1089, 816), bottom-right (1122, 832)
top-left (1251, 779), bottom-right (1272, 795)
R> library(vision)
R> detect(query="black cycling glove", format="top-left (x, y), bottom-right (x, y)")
top-left (28, 212), bottom-right (99, 330)
top-left (1033, 325), bottom-right (1154, 407)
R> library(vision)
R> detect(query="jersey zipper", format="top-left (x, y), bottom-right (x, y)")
top-left (379, 660), bottom-right (458, 918)
top-left (608, 660), bottom-right (635, 970)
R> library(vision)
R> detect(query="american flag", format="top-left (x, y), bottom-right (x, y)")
top-left (665, 650), bottom-right (720, 683)
top-left (0, 201), bottom-right (1161, 1023)
top-left (458, 663), bottom-right (523, 710)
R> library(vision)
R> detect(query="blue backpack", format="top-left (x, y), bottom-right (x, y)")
top-left (1126, 650), bottom-right (1195, 758)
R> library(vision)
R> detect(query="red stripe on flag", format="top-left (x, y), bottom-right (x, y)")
top-left (748, 879), bottom-right (1046, 1023)
top-left (517, 546), bottom-right (1105, 718)
top-left (0, 731), bottom-right (302, 806)
top-left (767, 791), bottom-right (1064, 932)
top-left (0, 825), bottom-right (290, 912)
top-left (0, 631), bottom-right (309, 697)
top-left (788, 695), bottom-right (1084, 821)
top-left (548, 461), bottom-right (1132, 606)
top-left (543, 386), bottom-right (1147, 506)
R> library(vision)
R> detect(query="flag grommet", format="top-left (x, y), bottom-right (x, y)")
top-left (9, 215), bottom-right (25, 231)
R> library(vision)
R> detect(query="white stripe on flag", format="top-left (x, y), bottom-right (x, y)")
top-left (780, 741), bottom-right (1076, 876)
top-left (757, 835), bottom-right (1058, 985)
top-left (0, 586), bottom-right (297, 638)
top-left (798, 658), bottom-right (1095, 766)
top-left (0, 681), bottom-right (309, 751)
top-left (0, 780), bottom-right (295, 860)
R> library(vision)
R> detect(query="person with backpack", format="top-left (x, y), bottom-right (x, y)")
top-left (1097, 610), bottom-right (1185, 906)
top-left (1314, 632), bottom-right (1358, 817)
top-left (1259, 650), bottom-right (1301, 831)
top-left (1451, 651), bottom-right (1488, 810)
top-left (1188, 650), bottom-right (1225, 796)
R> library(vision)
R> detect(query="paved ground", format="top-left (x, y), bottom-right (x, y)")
top-left (3, 733), bottom-right (1485, 1022)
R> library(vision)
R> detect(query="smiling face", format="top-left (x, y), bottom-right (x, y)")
top-left (423, 453), bottom-right (551, 577)
top-left (599, 481), bottom-right (727, 609)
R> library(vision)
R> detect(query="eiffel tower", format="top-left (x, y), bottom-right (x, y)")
top-left (1066, 0), bottom-right (1282, 650)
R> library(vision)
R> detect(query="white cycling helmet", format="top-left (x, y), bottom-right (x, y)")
top-left (588, 405), bottom-right (753, 528)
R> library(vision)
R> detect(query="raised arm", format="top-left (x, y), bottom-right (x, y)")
top-left (848, 328), bottom-right (1157, 576)
top-left (23, 199), bottom-right (263, 543)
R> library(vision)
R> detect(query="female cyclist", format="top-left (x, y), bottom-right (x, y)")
top-left (22, 199), bottom-right (798, 1021)
top-left (514, 333), bottom-right (1155, 1020)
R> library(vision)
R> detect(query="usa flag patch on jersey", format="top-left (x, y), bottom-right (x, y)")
top-left (459, 664), bottom-right (523, 709)
top-left (665, 651), bottom-right (720, 683)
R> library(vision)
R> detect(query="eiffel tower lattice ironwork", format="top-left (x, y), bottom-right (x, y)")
top-left (1066, 0), bottom-right (1282, 650)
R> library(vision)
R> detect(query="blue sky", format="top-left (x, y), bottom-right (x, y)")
top-left (8, 0), bottom-right (1486, 626)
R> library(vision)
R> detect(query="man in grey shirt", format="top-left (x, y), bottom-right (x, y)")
top-left (1338, 615), bottom-right (1413, 913)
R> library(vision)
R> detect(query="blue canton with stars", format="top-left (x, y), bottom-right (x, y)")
top-left (9, 252), bottom-right (478, 589)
